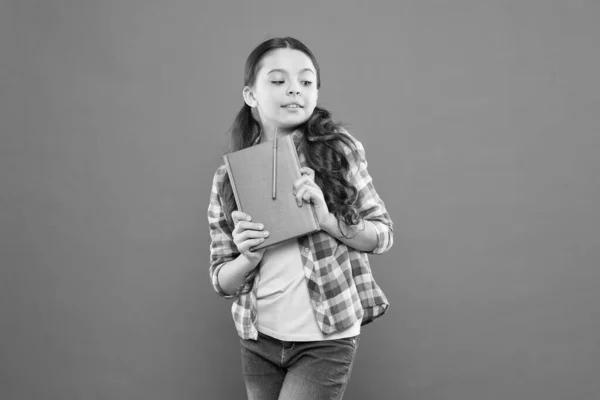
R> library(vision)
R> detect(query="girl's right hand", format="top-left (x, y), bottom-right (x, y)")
top-left (231, 211), bottom-right (269, 266)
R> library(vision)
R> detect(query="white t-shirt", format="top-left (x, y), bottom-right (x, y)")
top-left (256, 238), bottom-right (362, 341)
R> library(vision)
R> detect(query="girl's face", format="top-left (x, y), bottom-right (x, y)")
top-left (244, 48), bottom-right (318, 135)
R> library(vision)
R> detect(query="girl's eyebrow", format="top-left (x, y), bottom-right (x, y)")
top-left (267, 68), bottom-right (315, 75)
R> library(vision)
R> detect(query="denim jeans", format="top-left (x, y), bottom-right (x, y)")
top-left (239, 331), bottom-right (360, 400)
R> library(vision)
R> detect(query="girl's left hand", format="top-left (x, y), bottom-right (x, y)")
top-left (293, 167), bottom-right (331, 229)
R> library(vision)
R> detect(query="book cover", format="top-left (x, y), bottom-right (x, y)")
top-left (223, 134), bottom-right (320, 251)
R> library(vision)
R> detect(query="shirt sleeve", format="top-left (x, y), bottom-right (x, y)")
top-left (207, 166), bottom-right (241, 299)
top-left (342, 130), bottom-right (394, 254)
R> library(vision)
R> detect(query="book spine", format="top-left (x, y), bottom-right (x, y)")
top-left (223, 155), bottom-right (243, 213)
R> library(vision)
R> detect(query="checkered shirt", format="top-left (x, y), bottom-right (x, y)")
top-left (208, 129), bottom-right (393, 340)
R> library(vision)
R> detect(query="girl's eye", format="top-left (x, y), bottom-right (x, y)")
top-left (271, 81), bottom-right (284, 85)
top-left (302, 81), bottom-right (313, 86)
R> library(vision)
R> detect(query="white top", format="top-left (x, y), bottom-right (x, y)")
top-left (256, 238), bottom-right (362, 341)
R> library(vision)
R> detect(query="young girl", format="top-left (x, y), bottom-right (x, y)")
top-left (208, 37), bottom-right (393, 400)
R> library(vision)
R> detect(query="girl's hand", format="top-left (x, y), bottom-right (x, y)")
top-left (231, 211), bottom-right (269, 266)
top-left (293, 167), bottom-right (332, 229)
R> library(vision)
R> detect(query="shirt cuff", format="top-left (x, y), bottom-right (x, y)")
top-left (212, 262), bottom-right (238, 299)
top-left (369, 221), bottom-right (393, 254)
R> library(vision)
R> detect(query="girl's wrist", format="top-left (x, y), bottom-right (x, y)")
top-left (239, 252), bottom-right (261, 271)
top-left (320, 213), bottom-right (338, 234)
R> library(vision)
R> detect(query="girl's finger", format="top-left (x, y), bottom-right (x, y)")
top-left (234, 232), bottom-right (268, 253)
top-left (234, 221), bottom-right (264, 234)
top-left (300, 166), bottom-right (315, 179)
top-left (240, 234), bottom-right (269, 253)
top-left (295, 185), bottom-right (308, 206)
top-left (295, 184), bottom-right (322, 207)
top-left (302, 190), bottom-right (312, 203)
top-left (293, 175), bottom-right (317, 193)
top-left (239, 228), bottom-right (269, 242)
top-left (232, 211), bottom-right (251, 224)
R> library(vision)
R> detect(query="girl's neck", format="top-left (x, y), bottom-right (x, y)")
top-left (261, 126), bottom-right (295, 141)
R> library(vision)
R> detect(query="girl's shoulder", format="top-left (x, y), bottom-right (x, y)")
top-left (214, 163), bottom-right (228, 176)
top-left (335, 127), bottom-right (365, 157)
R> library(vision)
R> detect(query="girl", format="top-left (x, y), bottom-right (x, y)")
top-left (208, 37), bottom-right (393, 400)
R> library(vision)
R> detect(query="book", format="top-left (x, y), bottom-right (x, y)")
top-left (223, 134), bottom-right (320, 251)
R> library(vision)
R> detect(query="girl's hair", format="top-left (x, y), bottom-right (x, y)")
top-left (219, 37), bottom-right (361, 295)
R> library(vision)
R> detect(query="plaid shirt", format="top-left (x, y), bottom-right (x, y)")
top-left (208, 129), bottom-right (393, 340)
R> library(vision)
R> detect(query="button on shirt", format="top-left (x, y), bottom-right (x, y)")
top-left (208, 129), bottom-right (393, 340)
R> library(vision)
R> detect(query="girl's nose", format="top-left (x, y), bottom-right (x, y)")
top-left (287, 82), bottom-right (300, 95)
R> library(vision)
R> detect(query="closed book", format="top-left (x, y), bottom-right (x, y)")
top-left (223, 134), bottom-right (320, 251)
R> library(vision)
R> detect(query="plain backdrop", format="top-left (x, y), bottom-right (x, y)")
top-left (1, 1), bottom-right (599, 399)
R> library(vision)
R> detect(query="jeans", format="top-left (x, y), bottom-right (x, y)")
top-left (239, 331), bottom-right (360, 400)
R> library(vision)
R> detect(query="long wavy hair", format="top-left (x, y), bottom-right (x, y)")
top-left (220, 37), bottom-right (361, 295)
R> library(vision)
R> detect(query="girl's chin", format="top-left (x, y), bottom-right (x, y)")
top-left (280, 113), bottom-right (310, 124)
top-left (261, 113), bottom-right (311, 131)
top-left (273, 123), bottom-right (301, 132)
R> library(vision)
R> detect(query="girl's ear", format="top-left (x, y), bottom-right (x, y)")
top-left (243, 86), bottom-right (257, 107)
